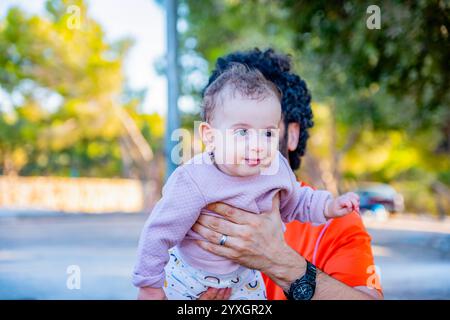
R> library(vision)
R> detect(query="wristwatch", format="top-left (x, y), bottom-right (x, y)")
top-left (284, 260), bottom-right (317, 300)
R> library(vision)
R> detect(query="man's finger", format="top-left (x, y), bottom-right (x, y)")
top-left (193, 226), bottom-right (242, 249)
top-left (193, 221), bottom-right (246, 249)
top-left (224, 287), bottom-right (232, 299)
top-left (206, 202), bottom-right (256, 225)
top-left (192, 222), bottom-right (222, 244)
top-left (260, 192), bottom-right (281, 219)
top-left (268, 192), bottom-right (281, 215)
top-left (215, 288), bottom-right (230, 300)
top-left (196, 214), bottom-right (245, 237)
top-left (198, 287), bottom-right (218, 300)
top-left (196, 240), bottom-right (240, 260)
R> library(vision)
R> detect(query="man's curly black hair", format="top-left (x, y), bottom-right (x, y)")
top-left (202, 48), bottom-right (314, 171)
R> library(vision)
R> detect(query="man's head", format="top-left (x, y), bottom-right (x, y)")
top-left (203, 48), bottom-right (314, 171)
top-left (199, 63), bottom-right (282, 177)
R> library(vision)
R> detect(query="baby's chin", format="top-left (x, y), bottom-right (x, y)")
top-left (234, 166), bottom-right (261, 177)
top-left (228, 162), bottom-right (270, 177)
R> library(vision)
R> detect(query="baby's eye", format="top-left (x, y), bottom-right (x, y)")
top-left (265, 130), bottom-right (273, 138)
top-left (235, 129), bottom-right (248, 136)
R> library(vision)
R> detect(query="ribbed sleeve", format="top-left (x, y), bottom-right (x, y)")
top-left (132, 166), bottom-right (207, 288)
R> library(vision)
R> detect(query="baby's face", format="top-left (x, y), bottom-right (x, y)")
top-left (208, 92), bottom-right (281, 177)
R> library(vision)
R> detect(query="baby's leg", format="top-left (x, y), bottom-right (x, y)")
top-left (229, 269), bottom-right (267, 300)
top-left (163, 249), bottom-right (208, 300)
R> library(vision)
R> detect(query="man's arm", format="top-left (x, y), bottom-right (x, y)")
top-left (193, 194), bottom-right (381, 300)
top-left (264, 242), bottom-right (381, 299)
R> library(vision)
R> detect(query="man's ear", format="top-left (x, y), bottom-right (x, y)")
top-left (287, 122), bottom-right (300, 152)
top-left (198, 122), bottom-right (215, 151)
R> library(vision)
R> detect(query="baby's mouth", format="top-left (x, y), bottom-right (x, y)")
top-left (244, 158), bottom-right (261, 166)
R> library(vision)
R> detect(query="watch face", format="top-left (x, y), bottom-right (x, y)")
top-left (293, 282), bottom-right (314, 300)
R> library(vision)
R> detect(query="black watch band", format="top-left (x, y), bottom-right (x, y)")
top-left (284, 260), bottom-right (317, 300)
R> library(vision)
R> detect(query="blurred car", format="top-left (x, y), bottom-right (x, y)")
top-left (354, 183), bottom-right (405, 214)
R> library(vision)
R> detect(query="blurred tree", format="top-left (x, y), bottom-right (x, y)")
top-left (0, 0), bottom-right (159, 180)
top-left (182, 0), bottom-right (449, 133)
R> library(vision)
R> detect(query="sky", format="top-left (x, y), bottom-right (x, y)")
top-left (0, 0), bottom-right (173, 115)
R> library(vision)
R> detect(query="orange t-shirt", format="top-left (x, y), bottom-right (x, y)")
top-left (262, 182), bottom-right (382, 300)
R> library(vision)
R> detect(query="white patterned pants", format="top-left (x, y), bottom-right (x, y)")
top-left (163, 247), bottom-right (267, 300)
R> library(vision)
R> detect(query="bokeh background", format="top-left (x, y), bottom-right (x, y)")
top-left (0, 0), bottom-right (449, 299)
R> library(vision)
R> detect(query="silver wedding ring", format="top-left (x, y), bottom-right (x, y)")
top-left (219, 234), bottom-right (228, 246)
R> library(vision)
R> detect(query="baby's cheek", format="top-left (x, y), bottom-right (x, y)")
top-left (268, 139), bottom-right (280, 155)
top-left (228, 140), bottom-right (247, 162)
top-left (213, 141), bottom-right (242, 165)
top-left (265, 146), bottom-right (278, 164)
top-left (260, 157), bottom-right (273, 168)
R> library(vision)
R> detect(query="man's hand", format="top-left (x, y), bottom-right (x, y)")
top-left (197, 287), bottom-right (232, 300)
top-left (325, 192), bottom-right (360, 219)
top-left (193, 193), bottom-right (284, 272)
top-left (192, 193), bottom-right (304, 287)
top-left (137, 286), bottom-right (167, 300)
top-left (139, 286), bottom-right (231, 300)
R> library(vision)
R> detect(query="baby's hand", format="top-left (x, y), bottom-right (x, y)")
top-left (325, 192), bottom-right (360, 219)
top-left (137, 286), bottom-right (167, 300)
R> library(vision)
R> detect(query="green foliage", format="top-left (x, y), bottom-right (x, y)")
top-left (0, 0), bottom-right (161, 177)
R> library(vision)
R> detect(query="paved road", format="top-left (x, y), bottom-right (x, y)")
top-left (0, 212), bottom-right (449, 299)
top-left (366, 217), bottom-right (450, 299)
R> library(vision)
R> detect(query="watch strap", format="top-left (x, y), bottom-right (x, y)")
top-left (284, 260), bottom-right (317, 300)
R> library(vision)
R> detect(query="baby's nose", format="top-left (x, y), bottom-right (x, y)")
top-left (248, 135), bottom-right (264, 153)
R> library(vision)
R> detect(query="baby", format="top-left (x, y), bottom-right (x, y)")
top-left (132, 63), bottom-right (359, 300)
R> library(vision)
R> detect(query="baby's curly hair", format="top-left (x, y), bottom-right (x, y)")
top-left (203, 48), bottom-right (314, 171)
top-left (201, 62), bottom-right (281, 123)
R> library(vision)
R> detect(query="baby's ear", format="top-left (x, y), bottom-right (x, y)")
top-left (198, 122), bottom-right (214, 149)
